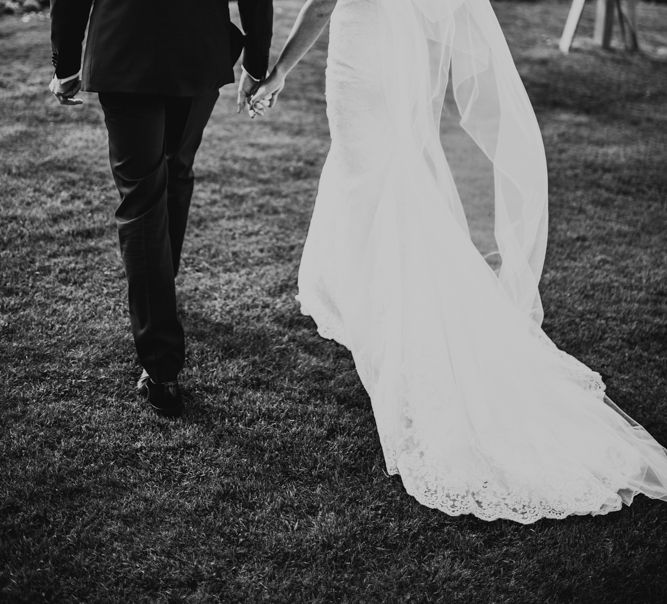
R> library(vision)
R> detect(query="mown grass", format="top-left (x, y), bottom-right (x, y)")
top-left (1, 2), bottom-right (666, 602)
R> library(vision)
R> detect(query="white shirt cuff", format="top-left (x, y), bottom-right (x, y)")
top-left (57, 72), bottom-right (81, 85)
top-left (242, 66), bottom-right (260, 82)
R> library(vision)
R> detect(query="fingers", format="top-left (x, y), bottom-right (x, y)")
top-left (250, 79), bottom-right (284, 111)
top-left (249, 93), bottom-right (273, 117)
top-left (50, 76), bottom-right (83, 106)
top-left (245, 83), bottom-right (272, 119)
top-left (248, 98), bottom-right (269, 119)
top-left (251, 95), bottom-right (275, 115)
top-left (250, 94), bottom-right (279, 118)
top-left (54, 90), bottom-right (83, 105)
top-left (250, 85), bottom-right (268, 107)
top-left (57, 95), bottom-right (84, 106)
top-left (244, 71), bottom-right (284, 119)
top-left (268, 91), bottom-right (280, 108)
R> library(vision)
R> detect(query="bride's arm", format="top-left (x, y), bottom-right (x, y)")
top-left (251, 0), bottom-right (337, 109)
top-left (273, 0), bottom-right (337, 78)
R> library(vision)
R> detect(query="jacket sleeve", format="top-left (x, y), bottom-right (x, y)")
top-left (237, 0), bottom-right (273, 80)
top-left (50, 0), bottom-right (94, 78)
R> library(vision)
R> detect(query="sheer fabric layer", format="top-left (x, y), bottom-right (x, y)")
top-left (296, 0), bottom-right (667, 523)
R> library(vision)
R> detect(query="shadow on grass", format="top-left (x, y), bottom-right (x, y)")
top-left (182, 307), bottom-right (370, 417)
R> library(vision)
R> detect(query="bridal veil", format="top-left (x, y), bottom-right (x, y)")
top-left (378, 0), bottom-right (549, 325)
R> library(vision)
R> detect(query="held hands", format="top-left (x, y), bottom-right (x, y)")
top-left (237, 66), bottom-right (286, 120)
top-left (49, 75), bottom-right (83, 106)
top-left (250, 68), bottom-right (286, 118)
top-left (237, 69), bottom-right (267, 118)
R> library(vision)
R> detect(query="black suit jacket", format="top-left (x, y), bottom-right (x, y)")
top-left (50, 0), bottom-right (272, 96)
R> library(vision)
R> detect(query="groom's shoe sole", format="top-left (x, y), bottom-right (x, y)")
top-left (137, 370), bottom-right (183, 419)
top-left (137, 368), bottom-right (150, 396)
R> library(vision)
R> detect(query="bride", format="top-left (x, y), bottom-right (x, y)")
top-left (249, 0), bottom-right (667, 523)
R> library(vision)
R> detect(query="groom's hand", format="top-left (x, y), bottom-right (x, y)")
top-left (49, 74), bottom-right (83, 106)
top-left (237, 69), bottom-right (268, 119)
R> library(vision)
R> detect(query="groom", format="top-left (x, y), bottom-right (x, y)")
top-left (50, 0), bottom-right (273, 417)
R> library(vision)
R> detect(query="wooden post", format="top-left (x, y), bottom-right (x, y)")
top-left (560, 0), bottom-right (639, 53)
top-left (623, 0), bottom-right (639, 51)
top-left (559, 0), bottom-right (587, 53)
top-left (594, 0), bottom-right (615, 49)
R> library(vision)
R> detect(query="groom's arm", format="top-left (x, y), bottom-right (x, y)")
top-left (237, 0), bottom-right (273, 80)
top-left (50, 0), bottom-right (94, 78)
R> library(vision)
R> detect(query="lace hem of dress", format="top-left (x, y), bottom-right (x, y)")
top-left (384, 448), bottom-right (634, 524)
top-left (295, 291), bottom-right (632, 524)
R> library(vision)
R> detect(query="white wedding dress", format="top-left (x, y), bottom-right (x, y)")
top-left (295, 0), bottom-right (667, 523)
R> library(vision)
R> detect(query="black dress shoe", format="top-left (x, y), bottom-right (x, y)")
top-left (137, 370), bottom-right (183, 418)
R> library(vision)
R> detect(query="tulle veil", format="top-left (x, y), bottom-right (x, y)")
top-left (377, 0), bottom-right (549, 325)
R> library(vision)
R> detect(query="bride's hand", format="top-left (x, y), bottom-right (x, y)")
top-left (250, 68), bottom-right (286, 116)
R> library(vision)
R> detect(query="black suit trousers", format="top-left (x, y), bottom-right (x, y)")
top-left (99, 91), bottom-right (219, 382)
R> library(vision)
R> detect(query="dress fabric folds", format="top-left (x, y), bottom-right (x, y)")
top-left (295, 0), bottom-right (667, 523)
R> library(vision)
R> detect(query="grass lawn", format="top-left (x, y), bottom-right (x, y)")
top-left (1, 1), bottom-right (667, 602)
